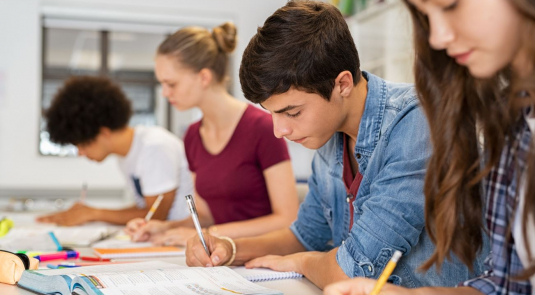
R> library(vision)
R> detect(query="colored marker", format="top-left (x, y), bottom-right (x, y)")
top-left (35, 251), bottom-right (79, 262)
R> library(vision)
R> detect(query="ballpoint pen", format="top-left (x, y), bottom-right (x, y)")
top-left (185, 195), bottom-right (210, 256)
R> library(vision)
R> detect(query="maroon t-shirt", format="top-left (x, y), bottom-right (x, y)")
top-left (184, 105), bottom-right (290, 224)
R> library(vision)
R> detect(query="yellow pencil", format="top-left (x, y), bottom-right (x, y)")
top-left (369, 250), bottom-right (403, 295)
top-left (145, 194), bottom-right (164, 222)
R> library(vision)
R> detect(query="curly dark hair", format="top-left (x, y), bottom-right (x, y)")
top-left (45, 76), bottom-right (132, 145)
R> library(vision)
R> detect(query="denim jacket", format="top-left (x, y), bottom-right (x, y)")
top-left (290, 72), bottom-right (487, 288)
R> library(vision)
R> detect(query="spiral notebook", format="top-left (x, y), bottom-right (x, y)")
top-left (93, 246), bottom-right (185, 259)
top-left (232, 267), bottom-right (303, 282)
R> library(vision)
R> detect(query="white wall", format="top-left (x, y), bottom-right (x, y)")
top-left (0, 0), bottom-right (290, 194)
top-left (348, 0), bottom-right (414, 83)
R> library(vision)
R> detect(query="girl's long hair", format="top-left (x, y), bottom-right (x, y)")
top-left (404, 0), bottom-right (535, 278)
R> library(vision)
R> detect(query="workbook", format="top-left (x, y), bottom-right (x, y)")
top-left (17, 261), bottom-right (282, 295)
top-left (93, 246), bottom-right (185, 259)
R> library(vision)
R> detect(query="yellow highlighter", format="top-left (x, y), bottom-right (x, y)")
top-left (369, 250), bottom-right (403, 295)
top-left (0, 218), bottom-right (14, 237)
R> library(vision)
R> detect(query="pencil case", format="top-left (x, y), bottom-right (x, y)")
top-left (0, 250), bottom-right (38, 285)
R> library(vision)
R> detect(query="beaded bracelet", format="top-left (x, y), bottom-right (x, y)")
top-left (218, 236), bottom-right (236, 266)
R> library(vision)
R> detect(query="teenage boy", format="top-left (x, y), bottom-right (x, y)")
top-left (185, 0), bottom-right (487, 290)
top-left (37, 76), bottom-right (192, 226)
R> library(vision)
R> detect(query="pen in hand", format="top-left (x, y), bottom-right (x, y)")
top-left (185, 195), bottom-right (211, 257)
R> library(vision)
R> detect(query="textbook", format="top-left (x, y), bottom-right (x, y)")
top-left (17, 261), bottom-right (283, 295)
top-left (93, 246), bottom-right (184, 259)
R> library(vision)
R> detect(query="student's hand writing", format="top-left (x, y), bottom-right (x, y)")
top-left (151, 227), bottom-right (196, 246)
top-left (324, 278), bottom-right (415, 295)
top-left (125, 219), bottom-right (169, 242)
top-left (36, 202), bottom-right (96, 226)
top-left (244, 252), bottom-right (306, 274)
top-left (186, 234), bottom-right (233, 267)
top-left (124, 218), bottom-right (145, 237)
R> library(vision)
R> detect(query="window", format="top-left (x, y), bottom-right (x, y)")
top-left (40, 26), bottom-right (167, 156)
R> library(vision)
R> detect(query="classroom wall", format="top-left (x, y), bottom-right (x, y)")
top-left (0, 0), bottom-right (293, 198)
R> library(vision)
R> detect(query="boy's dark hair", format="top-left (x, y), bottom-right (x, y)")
top-left (239, 0), bottom-right (361, 103)
top-left (45, 76), bottom-right (132, 145)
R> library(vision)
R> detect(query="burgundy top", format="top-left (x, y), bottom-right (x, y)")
top-left (343, 134), bottom-right (363, 232)
top-left (184, 105), bottom-right (290, 224)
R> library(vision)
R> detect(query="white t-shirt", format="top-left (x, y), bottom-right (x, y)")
top-left (117, 126), bottom-right (192, 220)
top-left (513, 114), bottom-right (535, 290)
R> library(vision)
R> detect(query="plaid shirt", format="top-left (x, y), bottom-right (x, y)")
top-left (463, 113), bottom-right (533, 295)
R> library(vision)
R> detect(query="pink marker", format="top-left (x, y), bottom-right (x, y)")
top-left (35, 251), bottom-right (79, 262)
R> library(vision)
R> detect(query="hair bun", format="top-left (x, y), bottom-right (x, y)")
top-left (212, 22), bottom-right (237, 53)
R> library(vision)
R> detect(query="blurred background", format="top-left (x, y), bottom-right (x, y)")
top-left (0, 0), bottom-right (413, 210)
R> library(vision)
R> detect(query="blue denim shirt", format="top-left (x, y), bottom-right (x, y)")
top-left (290, 72), bottom-right (487, 288)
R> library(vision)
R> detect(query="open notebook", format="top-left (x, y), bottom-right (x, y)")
top-left (233, 267), bottom-right (303, 282)
top-left (17, 261), bottom-right (282, 295)
top-left (54, 226), bottom-right (119, 247)
top-left (94, 246), bottom-right (185, 259)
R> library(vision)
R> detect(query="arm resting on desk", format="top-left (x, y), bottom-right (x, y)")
top-left (37, 190), bottom-right (177, 226)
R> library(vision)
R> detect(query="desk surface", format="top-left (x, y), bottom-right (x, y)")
top-left (0, 212), bottom-right (322, 295)
top-left (0, 251), bottom-right (322, 295)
